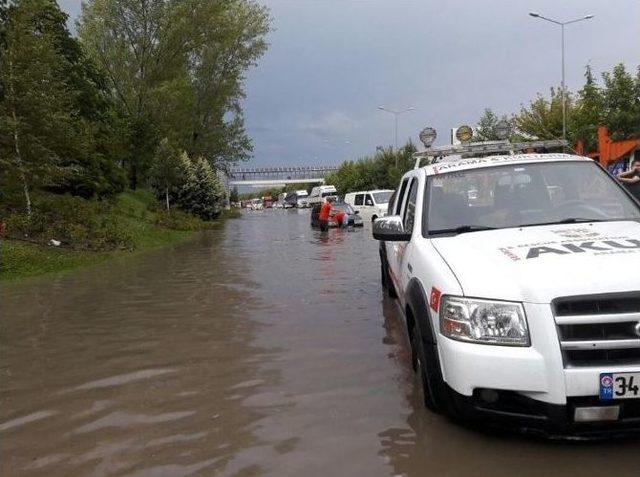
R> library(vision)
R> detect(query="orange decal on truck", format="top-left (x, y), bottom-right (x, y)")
top-left (429, 287), bottom-right (442, 312)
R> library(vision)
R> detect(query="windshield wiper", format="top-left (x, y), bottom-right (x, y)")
top-left (518, 218), bottom-right (606, 228)
top-left (429, 225), bottom-right (496, 236)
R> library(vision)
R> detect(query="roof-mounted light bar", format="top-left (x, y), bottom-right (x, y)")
top-left (413, 139), bottom-right (568, 168)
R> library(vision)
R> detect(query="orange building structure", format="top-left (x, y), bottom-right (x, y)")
top-left (576, 126), bottom-right (640, 169)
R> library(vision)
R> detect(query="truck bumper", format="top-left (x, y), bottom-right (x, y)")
top-left (435, 301), bottom-right (640, 437)
top-left (446, 384), bottom-right (640, 438)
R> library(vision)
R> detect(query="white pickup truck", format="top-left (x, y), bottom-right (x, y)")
top-left (374, 150), bottom-right (640, 436)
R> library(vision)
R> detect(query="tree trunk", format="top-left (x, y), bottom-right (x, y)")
top-left (165, 187), bottom-right (170, 211)
top-left (7, 56), bottom-right (31, 217)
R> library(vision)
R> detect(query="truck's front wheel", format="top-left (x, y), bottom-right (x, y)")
top-left (379, 249), bottom-right (397, 298)
top-left (411, 322), bottom-right (454, 417)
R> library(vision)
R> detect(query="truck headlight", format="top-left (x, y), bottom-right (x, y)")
top-left (440, 296), bottom-right (530, 347)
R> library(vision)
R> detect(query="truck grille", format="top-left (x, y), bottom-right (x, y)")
top-left (553, 292), bottom-right (640, 368)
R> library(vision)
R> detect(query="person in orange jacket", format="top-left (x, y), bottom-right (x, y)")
top-left (318, 197), bottom-right (333, 231)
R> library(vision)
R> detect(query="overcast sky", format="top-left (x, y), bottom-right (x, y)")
top-left (61, 0), bottom-right (639, 167)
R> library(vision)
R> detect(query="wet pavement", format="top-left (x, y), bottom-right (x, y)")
top-left (2, 209), bottom-right (639, 476)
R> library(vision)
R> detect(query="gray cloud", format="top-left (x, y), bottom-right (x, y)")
top-left (59, 0), bottom-right (640, 167)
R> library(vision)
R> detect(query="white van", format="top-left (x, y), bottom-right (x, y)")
top-left (344, 189), bottom-right (393, 222)
top-left (295, 189), bottom-right (309, 208)
top-left (307, 185), bottom-right (337, 205)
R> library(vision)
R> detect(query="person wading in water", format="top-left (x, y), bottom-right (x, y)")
top-left (318, 196), bottom-right (334, 232)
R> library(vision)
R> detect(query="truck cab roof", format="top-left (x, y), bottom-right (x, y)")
top-left (422, 153), bottom-right (592, 176)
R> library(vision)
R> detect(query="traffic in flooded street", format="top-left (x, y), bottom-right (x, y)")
top-left (2, 210), bottom-right (640, 477)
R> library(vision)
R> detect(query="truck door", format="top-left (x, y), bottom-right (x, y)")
top-left (398, 178), bottom-right (419, 296)
top-left (387, 177), bottom-right (413, 296)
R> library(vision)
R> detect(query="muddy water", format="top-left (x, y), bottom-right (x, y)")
top-left (1, 210), bottom-right (639, 476)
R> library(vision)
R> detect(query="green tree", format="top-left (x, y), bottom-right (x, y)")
top-left (150, 138), bottom-right (184, 211)
top-left (0, 0), bottom-right (126, 214)
top-left (513, 87), bottom-right (573, 141)
top-left (229, 186), bottom-right (239, 203)
top-left (78, 0), bottom-right (271, 186)
top-left (474, 109), bottom-right (513, 141)
top-left (179, 156), bottom-right (225, 220)
top-left (572, 64), bottom-right (604, 151)
top-left (0, 0), bottom-right (80, 215)
top-left (326, 142), bottom-right (416, 195)
top-left (601, 63), bottom-right (640, 140)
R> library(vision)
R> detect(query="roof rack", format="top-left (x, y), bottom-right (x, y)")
top-left (413, 139), bottom-right (569, 169)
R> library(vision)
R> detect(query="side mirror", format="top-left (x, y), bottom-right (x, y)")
top-left (372, 216), bottom-right (411, 241)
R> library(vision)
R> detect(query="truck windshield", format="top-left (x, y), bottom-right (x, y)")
top-left (426, 161), bottom-right (640, 235)
top-left (372, 191), bottom-right (393, 203)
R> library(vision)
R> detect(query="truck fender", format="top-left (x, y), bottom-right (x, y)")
top-left (405, 278), bottom-right (437, 346)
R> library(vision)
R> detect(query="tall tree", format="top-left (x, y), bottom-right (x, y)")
top-left (514, 87), bottom-right (573, 141)
top-left (149, 138), bottom-right (184, 211)
top-left (0, 0), bottom-right (77, 215)
top-left (601, 63), bottom-right (640, 140)
top-left (79, 0), bottom-right (270, 186)
top-left (572, 64), bottom-right (604, 151)
top-left (475, 109), bottom-right (513, 141)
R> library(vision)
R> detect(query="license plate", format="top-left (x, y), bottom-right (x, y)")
top-left (600, 373), bottom-right (640, 400)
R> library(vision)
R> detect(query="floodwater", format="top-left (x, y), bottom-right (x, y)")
top-left (1, 210), bottom-right (639, 477)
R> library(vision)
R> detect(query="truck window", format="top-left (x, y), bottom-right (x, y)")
top-left (354, 194), bottom-right (364, 206)
top-left (365, 194), bottom-right (374, 206)
top-left (403, 179), bottom-right (419, 234)
top-left (395, 178), bottom-right (410, 215)
top-left (424, 161), bottom-right (640, 234)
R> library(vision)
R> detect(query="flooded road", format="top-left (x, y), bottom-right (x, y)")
top-left (2, 210), bottom-right (639, 476)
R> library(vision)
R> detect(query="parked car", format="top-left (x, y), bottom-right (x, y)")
top-left (374, 146), bottom-right (640, 437)
top-left (307, 185), bottom-right (337, 205)
top-left (344, 189), bottom-right (393, 222)
top-left (310, 202), bottom-right (363, 228)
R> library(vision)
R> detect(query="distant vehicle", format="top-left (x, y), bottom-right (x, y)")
top-left (344, 189), bottom-right (393, 222)
top-left (310, 202), bottom-right (363, 228)
top-left (249, 198), bottom-right (263, 210)
top-left (295, 189), bottom-right (310, 208)
top-left (275, 192), bottom-right (287, 208)
top-left (307, 185), bottom-right (337, 205)
top-left (262, 196), bottom-right (274, 208)
top-left (284, 192), bottom-right (299, 208)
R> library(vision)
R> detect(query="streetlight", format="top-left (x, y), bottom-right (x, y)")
top-left (529, 12), bottom-right (594, 143)
top-left (378, 106), bottom-right (415, 151)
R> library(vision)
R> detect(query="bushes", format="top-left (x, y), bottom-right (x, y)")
top-left (154, 209), bottom-right (214, 231)
top-left (3, 194), bottom-right (133, 251)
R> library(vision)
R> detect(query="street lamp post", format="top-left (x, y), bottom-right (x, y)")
top-left (529, 12), bottom-right (594, 143)
top-left (378, 106), bottom-right (415, 166)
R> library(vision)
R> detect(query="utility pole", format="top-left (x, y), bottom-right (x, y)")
top-left (378, 106), bottom-right (415, 167)
top-left (529, 12), bottom-right (594, 143)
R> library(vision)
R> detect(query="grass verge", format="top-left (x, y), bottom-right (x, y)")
top-left (1, 189), bottom-right (233, 282)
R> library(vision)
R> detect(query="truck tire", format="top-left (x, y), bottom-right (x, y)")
top-left (407, 301), bottom-right (454, 417)
top-left (379, 248), bottom-right (398, 298)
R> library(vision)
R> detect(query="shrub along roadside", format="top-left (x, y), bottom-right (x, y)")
top-left (0, 189), bottom-right (230, 281)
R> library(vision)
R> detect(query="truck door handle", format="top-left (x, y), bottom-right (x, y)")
top-left (407, 263), bottom-right (413, 273)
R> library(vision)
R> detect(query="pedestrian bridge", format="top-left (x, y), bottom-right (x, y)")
top-left (227, 165), bottom-right (338, 188)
